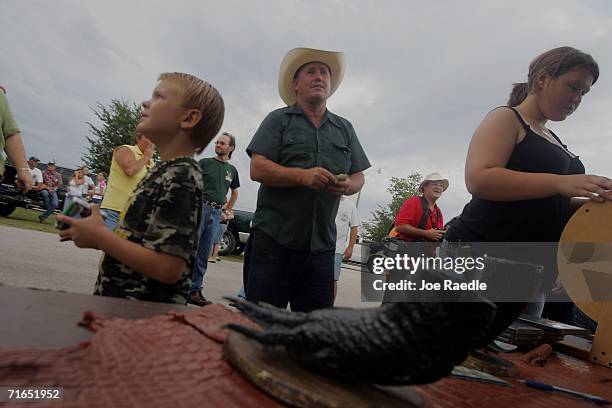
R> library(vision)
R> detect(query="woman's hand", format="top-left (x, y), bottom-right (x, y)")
top-left (422, 229), bottom-right (445, 241)
top-left (556, 174), bottom-right (612, 202)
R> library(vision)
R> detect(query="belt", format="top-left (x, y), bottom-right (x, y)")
top-left (204, 200), bottom-right (223, 209)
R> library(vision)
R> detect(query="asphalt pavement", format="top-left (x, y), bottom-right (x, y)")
top-left (0, 225), bottom-right (373, 309)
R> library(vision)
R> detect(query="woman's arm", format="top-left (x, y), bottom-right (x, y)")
top-left (466, 109), bottom-right (612, 201)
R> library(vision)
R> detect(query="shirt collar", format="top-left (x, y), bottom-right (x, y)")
top-left (286, 103), bottom-right (341, 128)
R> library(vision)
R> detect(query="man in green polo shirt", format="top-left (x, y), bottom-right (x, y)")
top-left (189, 131), bottom-right (240, 306)
top-left (245, 47), bottom-right (370, 312)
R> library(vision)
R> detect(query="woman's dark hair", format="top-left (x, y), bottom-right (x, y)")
top-left (508, 47), bottom-right (599, 107)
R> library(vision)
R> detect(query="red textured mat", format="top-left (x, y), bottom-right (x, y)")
top-left (2, 299), bottom-right (611, 408)
top-left (0, 305), bottom-right (282, 408)
top-left (415, 349), bottom-right (612, 407)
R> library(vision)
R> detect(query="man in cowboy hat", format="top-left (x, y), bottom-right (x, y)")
top-left (393, 172), bottom-right (449, 242)
top-left (244, 47), bottom-right (370, 312)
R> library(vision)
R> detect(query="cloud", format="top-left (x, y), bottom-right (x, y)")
top-left (2, 0), bottom-right (611, 223)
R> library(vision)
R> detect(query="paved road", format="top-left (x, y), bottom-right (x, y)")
top-left (0, 225), bottom-right (374, 309)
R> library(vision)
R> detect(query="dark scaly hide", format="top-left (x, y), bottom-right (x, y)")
top-left (226, 299), bottom-right (497, 385)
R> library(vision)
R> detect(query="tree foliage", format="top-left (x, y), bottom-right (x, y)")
top-left (81, 100), bottom-right (142, 174)
top-left (361, 172), bottom-right (422, 242)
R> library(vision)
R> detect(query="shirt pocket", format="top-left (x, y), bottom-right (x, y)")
top-left (329, 140), bottom-right (352, 175)
top-left (280, 130), bottom-right (313, 168)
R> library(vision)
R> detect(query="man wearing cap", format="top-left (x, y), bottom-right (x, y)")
top-left (245, 47), bottom-right (370, 312)
top-left (393, 173), bottom-right (448, 242)
top-left (20, 156), bottom-right (44, 191)
top-left (39, 160), bottom-right (63, 223)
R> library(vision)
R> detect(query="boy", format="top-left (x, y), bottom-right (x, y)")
top-left (57, 73), bottom-right (225, 304)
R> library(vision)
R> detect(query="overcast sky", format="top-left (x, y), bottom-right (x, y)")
top-left (2, 0), bottom-right (611, 223)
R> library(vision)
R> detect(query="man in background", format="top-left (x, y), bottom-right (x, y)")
top-left (189, 132), bottom-right (239, 306)
top-left (39, 160), bottom-right (63, 223)
top-left (333, 195), bottom-right (360, 302)
top-left (22, 156), bottom-right (44, 191)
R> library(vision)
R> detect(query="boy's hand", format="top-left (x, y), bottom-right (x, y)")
top-left (57, 205), bottom-right (110, 249)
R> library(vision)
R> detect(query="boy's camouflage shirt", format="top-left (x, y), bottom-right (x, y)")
top-left (94, 157), bottom-right (203, 304)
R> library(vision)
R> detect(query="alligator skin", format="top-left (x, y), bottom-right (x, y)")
top-left (226, 298), bottom-right (497, 385)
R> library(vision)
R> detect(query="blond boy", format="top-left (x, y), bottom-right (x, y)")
top-left (58, 73), bottom-right (224, 304)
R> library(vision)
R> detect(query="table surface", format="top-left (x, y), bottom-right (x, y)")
top-left (1, 285), bottom-right (611, 408)
top-left (0, 284), bottom-right (192, 348)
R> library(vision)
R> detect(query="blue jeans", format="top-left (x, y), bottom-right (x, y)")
top-left (215, 222), bottom-right (227, 244)
top-left (40, 190), bottom-right (58, 220)
top-left (334, 253), bottom-right (343, 281)
top-left (101, 208), bottom-right (121, 230)
top-left (238, 287), bottom-right (246, 299)
top-left (190, 205), bottom-right (221, 292)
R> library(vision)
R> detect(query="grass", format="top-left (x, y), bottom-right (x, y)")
top-left (0, 207), bottom-right (59, 233)
top-left (0, 208), bottom-right (245, 264)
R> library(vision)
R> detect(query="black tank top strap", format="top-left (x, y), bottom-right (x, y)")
top-left (501, 106), bottom-right (530, 131)
top-left (488, 106), bottom-right (530, 130)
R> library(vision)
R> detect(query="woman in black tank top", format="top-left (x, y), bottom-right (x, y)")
top-left (446, 47), bottom-right (611, 326)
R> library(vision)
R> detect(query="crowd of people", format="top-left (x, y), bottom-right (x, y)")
top-left (1, 46), bottom-right (611, 328)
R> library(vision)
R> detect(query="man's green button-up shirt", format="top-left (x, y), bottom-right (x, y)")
top-left (247, 104), bottom-right (370, 252)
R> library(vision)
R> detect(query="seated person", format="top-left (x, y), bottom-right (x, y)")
top-left (16, 156), bottom-right (44, 192)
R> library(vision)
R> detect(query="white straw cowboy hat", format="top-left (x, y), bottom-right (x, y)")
top-left (419, 173), bottom-right (449, 192)
top-left (278, 47), bottom-right (346, 106)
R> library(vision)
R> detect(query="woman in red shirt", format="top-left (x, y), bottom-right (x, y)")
top-left (393, 172), bottom-right (448, 242)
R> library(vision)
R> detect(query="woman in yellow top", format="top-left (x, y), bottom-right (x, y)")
top-left (100, 134), bottom-right (155, 230)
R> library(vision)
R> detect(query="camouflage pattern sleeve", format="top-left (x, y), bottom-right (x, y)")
top-left (143, 162), bottom-right (202, 261)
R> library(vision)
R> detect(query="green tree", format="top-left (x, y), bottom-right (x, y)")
top-left (362, 172), bottom-right (422, 242)
top-left (81, 99), bottom-right (142, 174)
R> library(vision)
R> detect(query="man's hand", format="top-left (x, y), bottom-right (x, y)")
top-left (325, 174), bottom-right (351, 195)
top-left (16, 168), bottom-right (32, 193)
top-left (422, 229), bottom-right (445, 241)
top-left (220, 209), bottom-right (234, 222)
top-left (298, 167), bottom-right (337, 191)
top-left (343, 246), bottom-right (353, 261)
top-left (57, 205), bottom-right (110, 249)
top-left (222, 209), bottom-right (234, 221)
